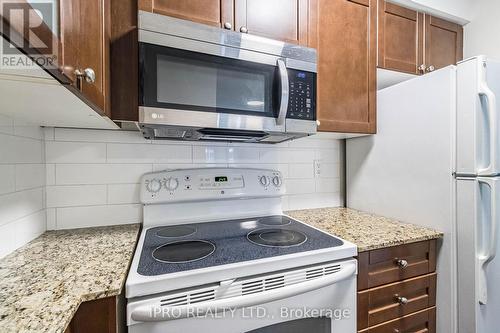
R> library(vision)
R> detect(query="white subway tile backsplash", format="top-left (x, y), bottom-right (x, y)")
top-left (107, 184), bottom-right (141, 204)
top-left (0, 165), bottom-right (16, 195)
top-left (56, 163), bottom-right (153, 185)
top-left (315, 148), bottom-right (340, 163)
top-left (193, 146), bottom-right (227, 163)
top-left (55, 128), bottom-right (149, 143)
top-left (45, 164), bottom-right (56, 185)
top-left (227, 147), bottom-right (260, 163)
top-left (287, 192), bottom-right (342, 210)
top-left (0, 188), bottom-right (44, 227)
top-left (15, 164), bottom-right (45, 190)
top-left (56, 204), bottom-right (142, 229)
top-left (0, 210), bottom-right (45, 258)
top-left (46, 141), bottom-right (106, 163)
top-left (40, 128), bottom-right (342, 230)
top-left (288, 163), bottom-right (314, 179)
top-left (285, 179), bottom-right (316, 195)
top-left (107, 143), bottom-right (192, 163)
top-left (0, 116), bottom-right (46, 258)
top-left (0, 114), bottom-right (14, 135)
top-left (315, 178), bottom-right (340, 193)
top-left (0, 134), bottom-right (43, 164)
top-left (46, 208), bottom-right (56, 230)
top-left (46, 185), bottom-right (107, 208)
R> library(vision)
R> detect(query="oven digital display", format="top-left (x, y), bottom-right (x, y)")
top-left (215, 176), bottom-right (228, 182)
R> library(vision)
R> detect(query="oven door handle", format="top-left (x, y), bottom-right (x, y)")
top-left (276, 58), bottom-right (289, 127)
top-left (130, 261), bottom-right (356, 322)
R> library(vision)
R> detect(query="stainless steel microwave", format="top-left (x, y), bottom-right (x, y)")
top-left (138, 11), bottom-right (317, 143)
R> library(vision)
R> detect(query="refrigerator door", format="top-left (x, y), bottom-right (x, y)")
top-left (456, 56), bottom-right (500, 176)
top-left (457, 177), bottom-right (500, 333)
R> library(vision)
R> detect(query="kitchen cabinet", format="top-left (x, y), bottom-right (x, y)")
top-left (425, 15), bottom-right (463, 71)
top-left (357, 240), bottom-right (437, 332)
top-left (138, 0), bottom-right (309, 45)
top-left (0, 0), bottom-right (136, 123)
top-left (60, 0), bottom-right (110, 114)
top-left (378, 0), bottom-right (463, 75)
top-left (138, 0), bottom-right (234, 28)
top-left (378, 1), bottom-right (423, 74)
top-left (64, 295), bottom-right (125, 333)
top-left (309, 0), bottom-right (377, 134)
top-left (234, 0), bottom-right (309, 44)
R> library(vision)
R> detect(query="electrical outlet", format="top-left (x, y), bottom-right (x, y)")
top-left (314, 160), bottom-right (321, 178)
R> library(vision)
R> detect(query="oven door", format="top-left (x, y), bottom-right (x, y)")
top-left (139, 43), bottom-right (306, 133)
top-left (127, 259), bottom-right (357, 333)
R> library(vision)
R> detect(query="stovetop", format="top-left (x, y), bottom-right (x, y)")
top-left (137, 215), bottom-right (344, 276)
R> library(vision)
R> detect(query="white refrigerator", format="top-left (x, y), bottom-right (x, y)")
top-left (346, 56), bottom-right (500, 333)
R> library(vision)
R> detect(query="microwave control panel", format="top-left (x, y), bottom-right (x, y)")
top-left (287, 69), bottom-right (316, 121)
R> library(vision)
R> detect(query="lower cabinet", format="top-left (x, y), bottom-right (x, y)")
top-left (357, 240), bottom-right (437, 332)
top-left (64, 295), bottom-right (125, 333)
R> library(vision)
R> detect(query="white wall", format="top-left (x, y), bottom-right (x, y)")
top-left (463, 0), bottom-right (500, 59)
top-left (0, 115), bottom-right (46, 258)
top-left (43, 128), bottom-right (343, 230)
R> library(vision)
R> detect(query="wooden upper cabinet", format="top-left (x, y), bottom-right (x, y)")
top-left (77, 0), bottom-right (109, 113)
top-left (377, 1), bottom-right (463, 75)
top-left (234, 0), bottom-right (309, 44)
top-left (310, 0), bottom-right (377, 134)
top-left (59, 0), bottom-right (110, 115)
top-left (138, 0), bottom-right (234, 28)
top-left (425, 15), bottom-right (463, 71)
top-left (378, 0), bottom-right (423, 74)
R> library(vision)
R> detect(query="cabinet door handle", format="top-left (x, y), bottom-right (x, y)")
top-left (417, 64), bottom-right (426, 74)
top-left (395, 258), bottom-right (408, 269)
top-left (426, 65), bottom-right (435, 72)
top-left (75, 68), bottom-right (96, 84)
top-left (240, 26), bottom-right (248, 33)
top-left (395, 295), bottom-right (409, 305)
top-left (223, 22), bottom-right (232, 30)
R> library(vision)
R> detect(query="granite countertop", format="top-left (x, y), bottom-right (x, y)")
top-left (0, 224), bottom-right (140, 333)
top-left (287, 207), bottom-right (443, 252)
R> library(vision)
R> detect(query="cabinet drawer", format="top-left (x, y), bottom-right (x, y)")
top-left (358, 240), bottom-right (436, 290)
top-left (359, 307), bottom-right (436, 333)
top-left (358, 273), bottom-right (436, 330)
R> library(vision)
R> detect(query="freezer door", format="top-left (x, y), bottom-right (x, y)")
top-left (456, 56), bottom-right (500, 176)
top-left (456, 177), bottom-right (500, 333)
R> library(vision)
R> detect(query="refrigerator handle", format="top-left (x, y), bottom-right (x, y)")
top-left (477, 178), bottom-right (498, 305)
top-left (477, 59), bottom-right (498, 176)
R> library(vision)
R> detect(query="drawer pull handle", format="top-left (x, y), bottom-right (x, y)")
top-left (395, 295), bottom-right (409, 305)
top-left (394, 329), bottom-right (401, 333)
top-left (395, 259), bottom-right (408, 269)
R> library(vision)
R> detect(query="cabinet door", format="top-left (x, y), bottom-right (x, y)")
top-left (234, 0), bottom-right (309, 44)
top-left (378, 1), bottom-right (423, 74)
top-left (139, 0), bottom-right (234, 28)
top-left (77, 0), bottom-right (109, 113)
top-left (311, 0), bottom-right (377, 134)
top-left (425, 15), bottom-right (463, 71)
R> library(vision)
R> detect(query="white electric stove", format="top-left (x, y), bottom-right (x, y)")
top-left (126, 168), bottom-right (357, 333)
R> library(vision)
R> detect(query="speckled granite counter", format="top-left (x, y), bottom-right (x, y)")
top-left (287, 207), bottom-right (442, 252)
top-left (0, 224), bottom-right (140, 333)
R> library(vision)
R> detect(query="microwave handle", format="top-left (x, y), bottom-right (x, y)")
top-left (276, 58), bottom-right (289, 126)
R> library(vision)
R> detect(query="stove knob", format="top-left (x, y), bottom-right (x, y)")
top-left (272, 176), bottom-right (282, 187)
top-left (146, 178), bottom-right (162, 193)
top-left (259, 176), bottom-right (270, 187)
top-left (165, 177), bottom-right (179, 191)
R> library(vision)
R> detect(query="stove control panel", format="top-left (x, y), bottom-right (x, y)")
top-left (140, 168), bottom-right (285, 204)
